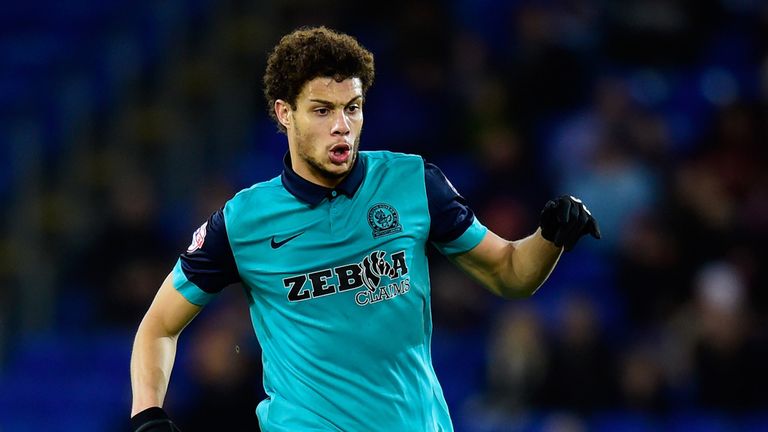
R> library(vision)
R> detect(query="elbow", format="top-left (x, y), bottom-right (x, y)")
top-left (493, 267), bottom-right (549, 299)
top-left (137, 313), bottom-right (181, 342)
top-left (494, 280), bottom-right (541, 299)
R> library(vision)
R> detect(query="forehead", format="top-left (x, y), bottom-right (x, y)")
top-left (297, 77), bottom-right (363, 103)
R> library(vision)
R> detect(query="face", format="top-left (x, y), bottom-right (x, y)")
top-left (276, 77), bottom-right (364, 188)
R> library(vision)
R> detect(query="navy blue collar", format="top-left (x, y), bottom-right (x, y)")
top-left (280, 152), bottom-right (365, 206)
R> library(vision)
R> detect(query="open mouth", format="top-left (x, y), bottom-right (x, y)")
top-left (329, 143), bottom-right (351, 164)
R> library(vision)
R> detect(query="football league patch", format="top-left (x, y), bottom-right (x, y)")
top-left (186, 221), bottom-right (208, 253)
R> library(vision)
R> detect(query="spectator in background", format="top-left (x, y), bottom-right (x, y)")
top-left (688, 261), bottom-right (768, 410)
top-left (482, 305), bottom-right (550, 414)
top-left (617, 340), bottom-right (670, 413)
top-left (547, 76), bottom-right (663, 252)
top-left (542, 294), bottom-right (615, 413)
top-left (616, 211), bottom-right (685, 328)
top-left (76, 172), bottom-right (176, 327)
top-left (504, 2), bottom-right (593, 127)
top-left (669, 102), bottom-right (768, 309)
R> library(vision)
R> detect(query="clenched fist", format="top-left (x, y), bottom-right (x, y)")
top-left (539, 195), bottom-right (601, 251)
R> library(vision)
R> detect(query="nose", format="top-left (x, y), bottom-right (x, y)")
top-left (331, 110), bottom-right (351, 136)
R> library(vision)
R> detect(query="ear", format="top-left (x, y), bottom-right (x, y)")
top-left (274, 99), bottom-right (292, 129)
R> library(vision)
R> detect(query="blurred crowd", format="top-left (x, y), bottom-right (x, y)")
top-left (2, 0), bottom-right (768, 430)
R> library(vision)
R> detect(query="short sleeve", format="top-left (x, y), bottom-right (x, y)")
top-left (172, 208), bottom-right (240, 306)
top-left (424, 161), bottom-right (488, 256)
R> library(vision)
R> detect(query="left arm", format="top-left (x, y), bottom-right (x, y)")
top-left (451, 195), bottom-right (600, 298)
top-left (451, 228), bottom-right (561, 298)
top-left (420, 160), bottom-right (599, 299)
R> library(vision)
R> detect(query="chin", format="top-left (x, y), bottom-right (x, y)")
top-left (325, 165), bottom-right (351, 179)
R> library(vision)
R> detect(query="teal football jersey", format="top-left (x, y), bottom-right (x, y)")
top-left (172, 151), bottom-right (487, 431)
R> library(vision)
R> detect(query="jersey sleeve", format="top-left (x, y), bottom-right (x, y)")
top-left (424, 161), bottom-right (488, 256)
top-left (171, 208), bottom-right (240, 306)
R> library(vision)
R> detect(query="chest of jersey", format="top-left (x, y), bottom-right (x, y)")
top-left (235, 189), bottom-right (427, 290)
top-left (225, 159), bottom-right (432, 354)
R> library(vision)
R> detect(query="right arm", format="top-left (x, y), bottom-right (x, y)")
top-left (129, 207), bottom-right (239, 430)
top-left (130, 272), bottom-right (202, 416)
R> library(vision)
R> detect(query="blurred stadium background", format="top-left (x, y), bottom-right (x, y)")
top-left (1, 0), bottom-right (767, 431)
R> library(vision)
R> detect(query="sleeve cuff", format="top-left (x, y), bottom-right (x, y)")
top-left (432, 216), bottom-right (488, 256)
top-left (172, 259), bottom-right (217, 306)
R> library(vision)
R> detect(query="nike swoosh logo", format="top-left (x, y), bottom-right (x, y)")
top-left (270, 231), bottom-right (305, 249)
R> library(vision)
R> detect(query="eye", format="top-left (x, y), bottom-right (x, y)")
top-left (346, 104), bottom-right (361, 114)
top-left (314, 107), bottom-right (330, 116)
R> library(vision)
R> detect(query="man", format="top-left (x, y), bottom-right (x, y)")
top-left (130, 26), bottom-right (600, 432)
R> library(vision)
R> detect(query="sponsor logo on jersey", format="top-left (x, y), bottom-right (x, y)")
top-left (367, 203), bottom-right (403, 239)
top-left (282, 250), bottom-right (410, 307)
top-left (186, 221), bottom-right (208, 253)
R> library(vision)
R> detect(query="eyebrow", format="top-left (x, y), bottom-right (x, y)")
top-left (308, 96), bottom-right (363, 106)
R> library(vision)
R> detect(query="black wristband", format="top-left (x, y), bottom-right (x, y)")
top-left (131, 407), bottom-right (179, 432)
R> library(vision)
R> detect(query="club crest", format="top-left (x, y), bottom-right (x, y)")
top-left (367, 203), bottom-right (403, 239)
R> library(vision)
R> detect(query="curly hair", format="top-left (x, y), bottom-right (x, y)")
top-left (263, 26), bottom-right (375, 133)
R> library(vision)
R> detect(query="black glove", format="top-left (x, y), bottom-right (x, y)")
top-left (539, 195), bottom-right (601, 251)
top-left (131, 407), bottom-right (181, 432)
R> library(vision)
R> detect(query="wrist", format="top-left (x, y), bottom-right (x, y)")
top-left (535, 227), bottom-right (563, 252)
top-left (131, 406), bottom-right (177, 432)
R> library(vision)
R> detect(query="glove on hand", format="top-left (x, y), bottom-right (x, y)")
top-left (131, 407), bottom-right (181, 432)
top-left (539, 195), bottom-right (601, 251)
